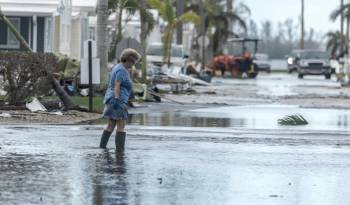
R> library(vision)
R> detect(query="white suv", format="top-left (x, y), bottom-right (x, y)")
top-left (146, 43), bottom-right (186, 67)
top-left (296, 50), bottom-right (331, 79)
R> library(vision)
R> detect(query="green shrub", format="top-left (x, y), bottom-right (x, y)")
top-left (0, 51), bottom-right (58, 105)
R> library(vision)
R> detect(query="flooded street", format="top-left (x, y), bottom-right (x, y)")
top-left (1, 73), bottom-right (350, 204)
top-left (1, 125), bottom-right (350, 205)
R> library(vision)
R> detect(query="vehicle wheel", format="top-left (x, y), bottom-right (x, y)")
top-left (248, 73), bottom-right (258, 78)
top-left (325, 73), bottom-right (331, 79)
top-left (288, 69), bottom-right (293, 74)
top-left (298, 73), bottom-right (304, 79)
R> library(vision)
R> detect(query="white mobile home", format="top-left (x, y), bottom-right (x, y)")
top-left (0, 0), bottom-right (97, 59)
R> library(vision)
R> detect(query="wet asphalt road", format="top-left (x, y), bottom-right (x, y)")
top-left (2, 73), bottom-right (350, 205)
top-left (1, 125), bottom-right (350, 205)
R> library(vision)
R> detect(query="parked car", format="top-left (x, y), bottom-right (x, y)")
top-left (295, 50), bottom-right (332, 79)
top-left (286, 49), bottom-right (303, 73)
top-left (146, 43), bottom-right (187, 68)
top-left (253, 53), bottom-right (271, 73)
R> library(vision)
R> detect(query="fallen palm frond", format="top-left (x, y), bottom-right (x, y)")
top-left (278, 114), bottom-right (308, 126)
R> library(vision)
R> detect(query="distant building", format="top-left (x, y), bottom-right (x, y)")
top-left (0, 0), bottom-right (97, 59)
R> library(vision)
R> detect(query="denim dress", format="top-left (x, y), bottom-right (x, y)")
top-left (102, 64), bottom-right (132, 120)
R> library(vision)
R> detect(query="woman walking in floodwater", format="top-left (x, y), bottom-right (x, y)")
top-left (99, 48), bottom-right (141, 151)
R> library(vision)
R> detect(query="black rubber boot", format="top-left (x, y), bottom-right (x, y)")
top-left (115, 132), bottom-right (126, 152)
top-left (99, 130), bottom-right (112, 148)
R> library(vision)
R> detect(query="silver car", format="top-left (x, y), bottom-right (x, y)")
top-left (253, 53), bottom-right (271, 73)
top-left (296, 50), bottom-right (331, 79)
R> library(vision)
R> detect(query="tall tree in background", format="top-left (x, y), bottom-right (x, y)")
top-left (260, 20), bottom-right (273, 55)
top-left (248, 19), bottom-right (258, 38)
top-left (300, 0), bottom-right (305, 49)
top-left (176, 0), bottom-right (185, 45)
top-left (330, 2), bottom-right (350, 54)
top-left (109, 0), bottom-right (137, 61)
top-left (226, 0), bottom-right (233, 32)
top-left (139, 0), bottom-right (155, 82)
top-left (108, 0), bottom-right (126, 61)
top-left (108, 0), bottom-right (155, 81)
top-left (341, 0), bottom-right (344, 54)
top-left (147, 0), bottom-right (200, 65)
top-left (185, 0), bottom-right (247, 55)
top-left (284, 19), bottom-right (296, 46)
top-left (254, 18), bottom-right (321, 59)
top-left (97, 0), bottom-right (109, 85)
top-left (326, 31), bottom-right (345, 57)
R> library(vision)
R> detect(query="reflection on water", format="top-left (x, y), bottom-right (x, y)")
top-left (92, 151), bottom-right (128, 205)
top-left (127, 105), bottom-right (350, 131)
top-left (85, 105), bottom-right (350, 131)
top-left (128, 113), bottom-right (237, 128)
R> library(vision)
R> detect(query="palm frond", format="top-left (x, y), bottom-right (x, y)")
top-left (147, 0), bottom-right (165, 16)
top-left (330, 3), bottom-right (350, 21)
top-left (177, 11), bottom-right (201, 26)
top-left (141, 9), bottom-right (156, 36)
top-left (278, 114), bottom-right (308, 126)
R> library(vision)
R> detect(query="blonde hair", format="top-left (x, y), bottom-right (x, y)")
top-left (120, 48), bottom-right (141, 63)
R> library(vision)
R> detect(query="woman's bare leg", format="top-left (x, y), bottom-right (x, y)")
top-left (105, 120), bottom-right (117, 132)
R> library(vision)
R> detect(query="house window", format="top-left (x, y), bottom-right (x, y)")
top-left (0, 18), bottom-right (21, 49)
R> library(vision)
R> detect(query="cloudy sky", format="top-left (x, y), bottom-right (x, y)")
top-left (240, 0), bottom-right (340, 34)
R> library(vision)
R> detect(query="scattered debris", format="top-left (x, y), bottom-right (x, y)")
top-left (80, 88), bottom-right (89, 97)
top-left (278, 114), bottom-right (308, 125)
top-left (157, 177), bottom-right (163, 184)
top-left (26, 98), bottom-right (47, 112)
top-left (0, 112), bottom-right (11, 118)
top-left (203, 91), bottom-right (217, 95)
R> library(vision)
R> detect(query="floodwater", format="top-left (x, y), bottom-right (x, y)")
top-left (2, 73), bottom-right (350, 204)
top-left (128, 104), bottom-right (350, 131)
top-left (1, 124), bottom-right (350, 205)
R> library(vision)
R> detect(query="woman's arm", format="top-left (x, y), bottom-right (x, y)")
top-left (114, 80), bottom-right (121, 98)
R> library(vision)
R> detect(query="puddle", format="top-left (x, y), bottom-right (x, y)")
top-left (84, 104), bottom-right (350, 131)
top-left (128, 105), bottom-right (350, 131)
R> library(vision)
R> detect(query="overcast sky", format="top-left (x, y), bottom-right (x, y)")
top-left (239, 0), bottom-right (340, 34)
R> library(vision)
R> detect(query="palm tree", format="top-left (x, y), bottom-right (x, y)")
top-left (330, 2), bottom-right (350, 54)
top-left (185, 0), bottom-right (247, 55)
top-left (108, 0), bottom-right (134, 61)
top-left (326, 31), bottom-right (345, 57)
top-left (147, 0), bottom-right (201, 65)
top-left (108, 0), bottom-right (155, 81)
top-left (97, 0), bottom-right (109, 85)
top-left (139, 0), bottom-right (155, 82)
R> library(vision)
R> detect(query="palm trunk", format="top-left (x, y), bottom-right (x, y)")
top-left (301, 0), bottom-right (305, 49)
top-left (227, 0), bottom-right (233, 33)
top-left (176, 0), bottom-right (184, 45)
top-left (116, 7), bottom-right (124, 48)
top-left (140, 0), bottom-right (148, 82)
top-left (97, 0), bottom-right (109, 85)
top-left (163, 27), bottom-right (173, 65)
top-left (341, 0), bottom-right (345, 54)
top-left (347, 14), bottom-right (350, 53)
top-left (108, 9), bottom-right (123, 62)
top-left (0, 7), bottom-right (76, 109)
